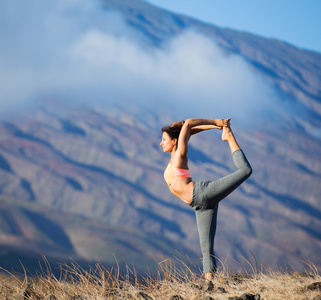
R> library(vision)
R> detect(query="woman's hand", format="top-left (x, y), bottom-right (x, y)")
top-left (222, 118), bottom-right (231, 127)
top-left (214, 118), bottom-right (230, 128)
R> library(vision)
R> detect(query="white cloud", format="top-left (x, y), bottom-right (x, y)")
top-left (0, 0), bottom-right (277, 122)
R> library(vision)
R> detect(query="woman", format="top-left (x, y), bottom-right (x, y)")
top-left (160, 118), bottom-right (252, 281)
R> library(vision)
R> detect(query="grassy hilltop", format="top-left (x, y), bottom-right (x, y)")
top-left (1, 257), bottom-right (321, 300)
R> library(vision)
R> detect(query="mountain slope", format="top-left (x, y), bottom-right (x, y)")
top-left (102, 0), bottom-right (321, 121)
top-left (0, 0), bottom-right (320, 273)
top-left (0, 194), bottom-right (199, 274)
top-left (1, 99), bottom-right (320, 271)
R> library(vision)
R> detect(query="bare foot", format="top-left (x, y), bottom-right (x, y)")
top-left (221, 122), bottom-right (240, 153)
top-left (222, 125), bottom-right (232, 141)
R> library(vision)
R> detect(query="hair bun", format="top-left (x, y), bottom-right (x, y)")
top-left (170, 120), bottom-right (185, 129)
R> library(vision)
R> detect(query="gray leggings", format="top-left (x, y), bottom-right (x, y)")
top-left (189, 149), bottom-right (252, 273)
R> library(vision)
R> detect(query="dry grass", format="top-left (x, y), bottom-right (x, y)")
top-left (0, 255), bottom-right (321, 300)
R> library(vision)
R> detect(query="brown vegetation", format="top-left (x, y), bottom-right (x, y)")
top-left (1, 256), bottom-right (321, 300)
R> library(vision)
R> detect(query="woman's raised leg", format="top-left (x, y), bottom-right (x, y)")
top-left (207, 124), bottom-right (252, 204)
top-left (222, 122), bottom-right (240, 153)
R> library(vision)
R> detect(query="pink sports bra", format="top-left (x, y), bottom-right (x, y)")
top-left (164, 163), bottom-right (191, 186)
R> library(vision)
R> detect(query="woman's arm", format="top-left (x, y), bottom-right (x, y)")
top-left (191, 124), bottom-right (222, 135)
top-left (187, 118), bottom-right (226, 128)
top-left (188, 118), bottom-right (228, 135)
top-left (175, 118), bottom-right (228, 158)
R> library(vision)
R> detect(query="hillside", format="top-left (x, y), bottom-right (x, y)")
top-left (1, 99), bottom-right (320, 272)
top-left (0, 193), bottom-right (198, 275)
top-left (102, 0), bottom-right (321, 121)
top-left (0, 0), bottom-right (321, 274)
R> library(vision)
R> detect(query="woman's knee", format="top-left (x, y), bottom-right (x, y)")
top-left (243, 164), bottom-right (252, 178)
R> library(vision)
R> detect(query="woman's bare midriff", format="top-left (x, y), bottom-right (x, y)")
top-left (169, 178), bottom-right (194, 205)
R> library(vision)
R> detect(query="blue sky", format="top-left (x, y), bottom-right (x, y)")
top-left (145, 0), bottom-right (321, 53)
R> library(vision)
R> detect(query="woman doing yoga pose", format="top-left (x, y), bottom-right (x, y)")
top-left (160, 118), bottom-right (252, 281)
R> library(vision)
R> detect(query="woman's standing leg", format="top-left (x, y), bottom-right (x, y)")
top-left (193, 124), bottom-right (252, 281)
top-left (195, 204), bottom-right (219, 281)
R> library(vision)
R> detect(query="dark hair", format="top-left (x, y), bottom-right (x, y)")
top-left (161, 120), bottom-right (185, 140)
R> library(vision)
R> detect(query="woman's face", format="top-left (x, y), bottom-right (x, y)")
top-left (160, 132), bottom-right (176, 153)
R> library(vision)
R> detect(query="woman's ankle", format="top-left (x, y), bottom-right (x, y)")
top-left (204, 272), bottom-right (213, 281)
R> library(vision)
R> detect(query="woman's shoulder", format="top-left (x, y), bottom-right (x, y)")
top-left (171, 154), bottom-right (188, 169)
